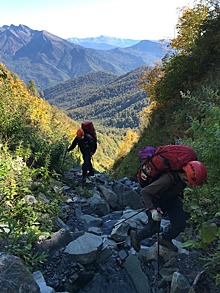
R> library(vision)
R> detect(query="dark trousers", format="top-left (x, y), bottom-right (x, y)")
top-left (82, 153), bottom-right (94, 177)
top-left (136, 197), bottom-right (186, 242)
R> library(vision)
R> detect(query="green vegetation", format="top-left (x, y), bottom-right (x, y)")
top-left (43, 66), bottom-right (149, 129)
top-left (112, 0), bottom-right (220, 284)
top-left (0, 63), bottom-right (121, 269)
top-left (27, 79), bottom-right (39, 97)
top-left (0, 144), bottom-right (62, 269)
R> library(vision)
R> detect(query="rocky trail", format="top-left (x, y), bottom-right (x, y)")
top-left (0, 167), bottom-right (219, 293)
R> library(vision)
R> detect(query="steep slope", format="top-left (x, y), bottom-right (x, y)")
top-left (43, 66), bottom-right (149, 129)
top-left (43, 71), bottom-right (117, 106)
top-left (0, 25), bottom-right (167, 90)
top-left (0, 63), bottom-right (121, 173)
top-left (0, 24), bottom-right (33, 55)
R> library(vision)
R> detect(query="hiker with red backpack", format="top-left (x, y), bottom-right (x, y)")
top-left (130, 145), bottom-right (207, 252)
top-left (67, 122), bottom-right (97, 183)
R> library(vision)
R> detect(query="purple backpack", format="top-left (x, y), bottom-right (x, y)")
top-left (138, 146), bottom-right (156, 161)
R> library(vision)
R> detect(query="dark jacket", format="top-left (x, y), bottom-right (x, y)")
top-left (68, 133), bottom-right (94, 156)
top-left (140, 172), bottom-right (186, 211)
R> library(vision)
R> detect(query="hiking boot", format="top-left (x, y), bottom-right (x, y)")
top-left (130, 230), bottom-right (141, 252)
top-left (159, 236), bottom-right (178, 252)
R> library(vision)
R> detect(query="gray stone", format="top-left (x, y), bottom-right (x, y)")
top-left (33, 271), bottom-right (55, 293)
top-left (0, 253), bottom-right (40, 293)
top-left (110, 222), bottom-right (130, 242)
top-left (98, 185), bottom-right (118, 208)
top-left (64, 232), bottom-right (103, 264)
top-left (170, 272), bottom-right (191, 293)
top-left (123, 254), bottom-right (151, 293)
top-left (35, 229), bottom-right (73, 254)
top-left (80, 214), bottom-right (103, 227)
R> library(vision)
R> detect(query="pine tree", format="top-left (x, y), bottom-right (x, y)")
top-left (27, 79), bottom-right (39, 96)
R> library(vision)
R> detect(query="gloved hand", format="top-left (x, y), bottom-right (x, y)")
top-left (151, 209), bottom-right (162, 221)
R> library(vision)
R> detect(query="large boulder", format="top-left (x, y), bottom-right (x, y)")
top-left (0, 253), bottom-right (40, 293)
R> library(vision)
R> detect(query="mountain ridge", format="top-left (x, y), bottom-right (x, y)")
top-left (0, 24), bottom-right (168, 90)
top-left (43, 66), bottom-right (149, 129)
top-left (67, 35), bottom-right (142, 50)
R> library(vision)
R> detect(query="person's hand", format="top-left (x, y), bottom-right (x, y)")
top-left (151, 209), bottom-right (162, 221)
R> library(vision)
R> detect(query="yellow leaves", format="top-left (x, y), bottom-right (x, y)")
top-left (116, 129), bottom-right (139, 161)
top-left (139, 101), bottom-right (157, 132)
top-left (0, 63), bottom-right (80, 147)
top-left (172, 4), bottom-right (209, 53)
top-left (139, 65), bottom-right (163, 102)
top-left (124, 129), bottom-right (139, 145)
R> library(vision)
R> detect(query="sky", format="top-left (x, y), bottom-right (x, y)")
top-left (0, 0), bottom-right (195, 40)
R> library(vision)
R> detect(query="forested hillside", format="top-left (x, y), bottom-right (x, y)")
top-left (112, 0), bottom-right (220, 283)
top-left (43, 66), bottom-right (149, 129)
top-left (0, 64), bottom-right (124, 173)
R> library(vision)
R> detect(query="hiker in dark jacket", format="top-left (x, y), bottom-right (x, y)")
top-left (67, 128), bottom-right (95, 182)
top-left (130, 161), bottom-right (207, 252)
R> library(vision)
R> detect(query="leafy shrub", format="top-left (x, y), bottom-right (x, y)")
top-left (0, 144), bottom-right (62, 270)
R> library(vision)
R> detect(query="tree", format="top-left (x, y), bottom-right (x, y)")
top-left (116, 129), bottom-right (138, 160)
top-left (171, 0), bottom-right (219, 54)
top-left (27, 79), bottom-right (39, 96)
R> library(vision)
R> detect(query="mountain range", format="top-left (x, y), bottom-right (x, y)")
top-left (43, 66), bottom-right (149, 129)
top-left (67, 35), bottom-right (142, 50)
top-left (0, 24), bottom-right (169, 90)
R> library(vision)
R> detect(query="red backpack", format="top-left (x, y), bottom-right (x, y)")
top-left (137, 145), bottom-right (197, 187)
top-left (82, 121), bottom-right (97, 154)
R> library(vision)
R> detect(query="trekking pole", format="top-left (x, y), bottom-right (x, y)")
top-left (156, 207), bottom-right (163, 277)
top-left (157, 220), bottom-right (160, 277)
top-left (113, 208), bottom-right (147, 228)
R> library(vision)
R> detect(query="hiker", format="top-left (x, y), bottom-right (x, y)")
top-left (130, 161), bottom-right (207, 252)
top-left (67, 128), bottom-right (95, 182)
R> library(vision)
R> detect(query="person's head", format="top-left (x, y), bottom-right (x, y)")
top-left (76, 128), bottom-right (84, 139)
top-left (182, 161), bottom-right (207, 187)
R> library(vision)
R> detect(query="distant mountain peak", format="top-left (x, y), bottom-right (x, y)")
top-left (0, 24), bottom-right (167, 90)
top-left (67, 35), bottom-right (142, 50)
